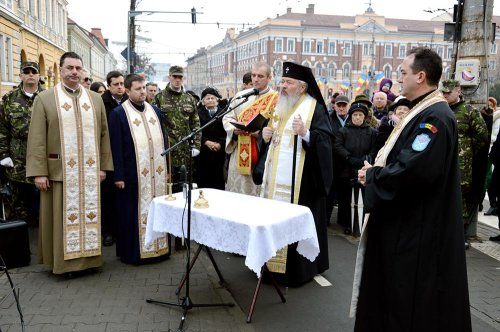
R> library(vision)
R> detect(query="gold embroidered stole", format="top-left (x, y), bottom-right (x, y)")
top-left (236, 90), bottom-right (278, 175)
top-left (350, 90), bottom-right (445, 316)
top-left (122, 100), bottom-right (169, 258)
top-left (262, 93), bottom-right (316, 274)
top-left (55, 83), bottom-right (100, 260)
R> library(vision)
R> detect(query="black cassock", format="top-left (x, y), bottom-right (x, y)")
top-left (108, 102), bottom-right (170, 265)
top-left (262, 102), bottom-right (333, 287)
top-left (355, 95), bottom-right (471, 332)
top-left (196, 105), bottom-right (227, 190)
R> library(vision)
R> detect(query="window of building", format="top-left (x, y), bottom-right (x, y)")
top-left (384, 44), bottom-right (393, 57)
top-left (328, 63), bottom-right (336, 78)
top-left (399, 45), bottom-right (406, 58)
top-left (328, 41), bottom-right (336, 55)
top-left (52, 0), bottom-right (56, 29)
top-left (315, 63), bottom-right (323, 77)
top-left (303, 40), bottom-right (311, 53)
top-left (275, 38), bottom-right (283, 53)
top-left (316, 41), bottom-right (323, 54)
top-left (342, 63), bottom-right (351, 79)
top-left (489, 60), bottom-right (496, 70)
top-left (446, 47), bottom-right (453, 60)
top-left (363, 43), bottom-right (370, 56)
top-left (436, 46), bottom-right (444, 59)
top-left (45, 0), bottom-right (51, 27)
top-left (287, 38), bottom-right (295, 52)
top-left (383, 65), bottom-right (392, 79)
top-left (0, 35), bottom-right (13, 82)
top-left (261, 39), bottom-right (267, 54)
top-left (491, 43), bottom-right (498, 54)
top-left (343, 42), bottom-right (352, 56)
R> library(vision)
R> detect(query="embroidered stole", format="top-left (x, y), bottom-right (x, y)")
top-left (237, 90), bottom-right (278, 175)
top-left (349, 90), bottom-right (446, 316)
top-left (261, 94), bottom-right (316, 273)
top-left (122, 100), bottom-right (170, 259)
top-left (55, 83), bottom-right (101, 260)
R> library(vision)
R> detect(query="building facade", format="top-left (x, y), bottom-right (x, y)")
top-left (0, 0), bottom-right (68, 96)
top-left (186, 4), bottom-right (500, 101)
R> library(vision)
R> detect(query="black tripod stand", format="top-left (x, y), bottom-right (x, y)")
top-left (0, 256), bottom-right (25, 332)
top-left (146, 96), bottom-right (253, 331)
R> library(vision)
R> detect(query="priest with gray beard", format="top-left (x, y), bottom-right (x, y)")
top-left (255, 61), bottom-right (334, 287)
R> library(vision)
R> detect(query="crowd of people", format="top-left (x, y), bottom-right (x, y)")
top-left (0, 46), bottom-right (499, 331)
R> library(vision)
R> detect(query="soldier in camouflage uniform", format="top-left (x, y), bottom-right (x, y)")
top-left (152, 65), bottom-right (200, 250)
top-left (441, 79), bottom-right (489, 225)
top-left (0, 62), bottom-right (43, 224)
top-left (153, 65), bottom-right (200, 184)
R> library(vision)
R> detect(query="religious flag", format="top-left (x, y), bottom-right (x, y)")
top-left (375, 72), bottom-right (385, 85)
top-left (340, 80), bottom-right (349, 92)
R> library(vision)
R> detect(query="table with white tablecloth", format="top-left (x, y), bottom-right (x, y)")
top-left (145, 188), bottom-right (319, 277)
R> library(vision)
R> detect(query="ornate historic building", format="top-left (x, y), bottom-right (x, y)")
top-left (186, 4), bottom-right (500, 101)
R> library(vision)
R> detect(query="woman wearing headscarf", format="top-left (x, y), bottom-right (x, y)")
top-left (334, 102), bottom-right (378, 234)
top-left (196, 87), bottom-right (227, 190)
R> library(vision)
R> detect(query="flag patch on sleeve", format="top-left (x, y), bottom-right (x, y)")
top-left (419, 123), bottom-right (438, 133)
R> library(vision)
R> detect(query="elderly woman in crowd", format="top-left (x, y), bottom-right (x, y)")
top-left (196, 87), bottom-right (227, 190)
top-left (334, 102), bottom-right (378, 234)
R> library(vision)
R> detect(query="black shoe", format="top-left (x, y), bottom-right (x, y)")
top-left (103, 235), bottom-right (114, 246)
top-left (344, 228), bottom-right (352, 235)
top-left (489, 234), bottom-right (500, 242)
top-left (484, 207), bottom-right (498, 216)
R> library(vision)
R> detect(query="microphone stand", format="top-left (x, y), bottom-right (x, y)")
top-left (146, 96), bottom-right (252, 331)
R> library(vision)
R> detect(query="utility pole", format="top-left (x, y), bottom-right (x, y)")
top-left (127, 0), bottom-right (137, 74)
top-left (457, 0), bottom-right (495, 237)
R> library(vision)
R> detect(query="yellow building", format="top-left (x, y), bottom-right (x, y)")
top-left (0, 0), bottom-right (67, 97)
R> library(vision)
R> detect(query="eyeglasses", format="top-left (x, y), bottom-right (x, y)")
top-left (84, 77), bottom-right (92, 83)
top-left (22, 68), bottom-right (38, 75)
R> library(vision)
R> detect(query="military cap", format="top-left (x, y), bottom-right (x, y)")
top-left (440, 79), bottom-right (460, 93)
top-left (21, 61), bottom-right (39, 73)
top-left (169, 65), bottom-right (184, 77)
top-left (353, 94), bottom-right (372, 108)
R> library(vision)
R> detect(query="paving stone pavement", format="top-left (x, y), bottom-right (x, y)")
top-left (1, 213), bottom-right (499, 332)
top-left (0, 229), bottom-right (254, 332)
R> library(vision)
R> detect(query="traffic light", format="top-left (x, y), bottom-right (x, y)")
top-left (191, 7), bottom-right (196, 24)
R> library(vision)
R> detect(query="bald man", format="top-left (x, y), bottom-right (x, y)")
top-left (372, 91), bottom-right (388, 120)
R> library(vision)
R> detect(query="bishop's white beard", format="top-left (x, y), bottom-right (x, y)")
top-left (275, 91), bottom-right (302, 118)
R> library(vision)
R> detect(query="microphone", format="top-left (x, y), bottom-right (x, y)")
top-left (234, 88), bottom-right (259, 100)
top-left (179, 165), bottom-right (187, 183)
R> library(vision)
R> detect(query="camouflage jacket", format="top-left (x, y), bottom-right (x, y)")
top-left (450, 99), bottom-right (488, 191)
top-left (0, 83), bottom-right (43, 183)
top-left (152, 84), bottom-right (201, 168)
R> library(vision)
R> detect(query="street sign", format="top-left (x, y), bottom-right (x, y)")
top-left (121, 47), bottom-right (136, 61)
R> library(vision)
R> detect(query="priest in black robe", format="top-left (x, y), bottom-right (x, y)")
top-left (258, 61), bottom-right (333, 286)
top-left (352, 47), bottom-right (471, 332)
top-left (108, 74), bottom-right (170, 265)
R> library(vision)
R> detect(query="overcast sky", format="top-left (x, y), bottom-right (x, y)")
top-left (66, 0), bottom-right (499, 67)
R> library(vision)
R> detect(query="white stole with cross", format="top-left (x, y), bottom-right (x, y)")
top-left (55, 83), bottom-right (101, 260)
top-left (122, 100), bottom-right (169, 258)
top-left (261, 93), bottom-right (316, 273)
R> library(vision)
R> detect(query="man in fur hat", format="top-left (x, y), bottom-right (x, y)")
top-left (258, 61), bottom-right (333, 286)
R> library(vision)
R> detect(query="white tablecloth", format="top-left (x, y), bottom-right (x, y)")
top-left (145, 188), bottom-right (319, 277)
